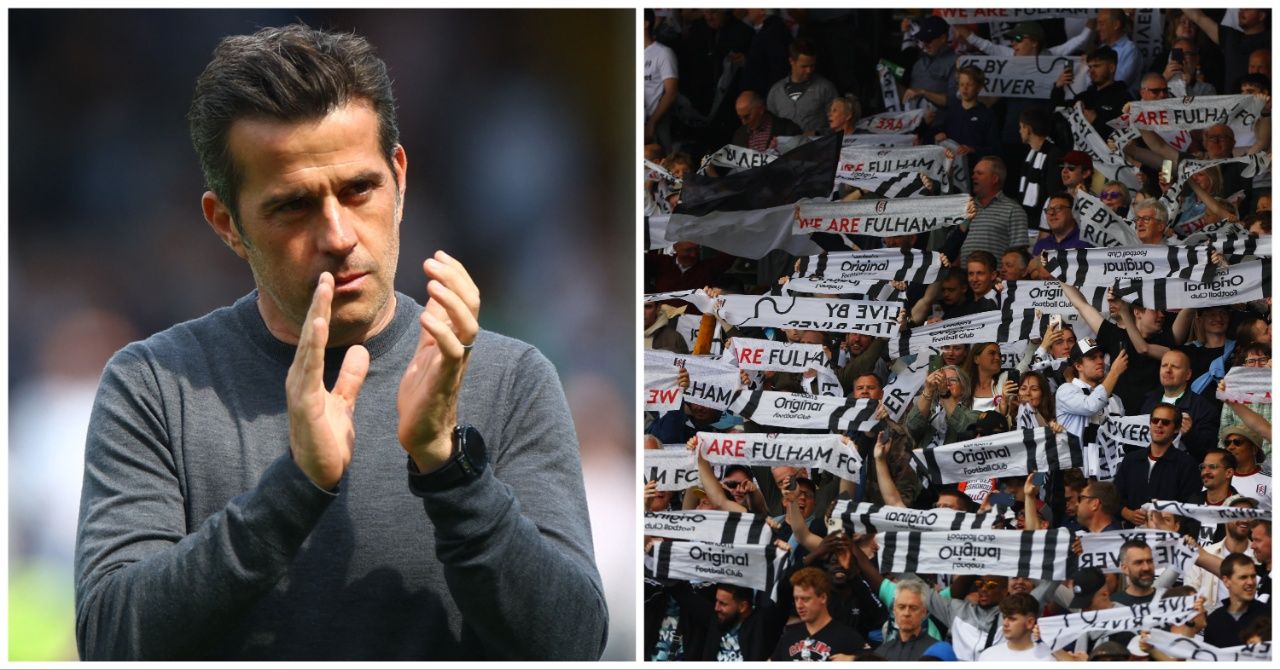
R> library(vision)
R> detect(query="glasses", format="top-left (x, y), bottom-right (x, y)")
top-left (721, 480), bottom-right (741, 489)
top-left (1200, 463), bottom-right (1224, 470)
top-left (1150, 417), bottom-right (1175, 426)
top-left (1061, 165), bottom-right (1083, 172)
top-left (1045, 205), bottom-right (1070, 213)
top-left (1010, 34), bottom-right (1026, 42)
top-left (1245, 357), bottom-right (1270, 366)
top-left (976, 579), bottom-right (1006, 590)
top-left (1224, 437), bottom-right (1252, 447)
top-left (1135, 215), bottom-right (1162, 224)
top-left (1100, 191), bottom-right (1124, 199)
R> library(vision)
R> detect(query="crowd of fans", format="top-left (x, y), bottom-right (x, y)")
top-left (644, 8), bottom-right (1272, 662)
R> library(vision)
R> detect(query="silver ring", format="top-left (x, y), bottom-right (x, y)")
top-left (461, 342), bottom-right (475, 351)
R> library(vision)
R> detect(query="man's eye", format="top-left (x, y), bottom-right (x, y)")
top-left (278, 199), bottom-right (307, 213)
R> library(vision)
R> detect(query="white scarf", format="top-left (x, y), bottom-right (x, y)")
top-left (1077, 529), bottom-right (1199, 574)
top-left (1143, 499), bottom-right (1270, 526)
top-left (644, 447), bottom-right (700, 492)
top-left (1042, 244), bottom-right (1214, 287)
top-left (955, 54), bottom-right (1089, 99)
top-left (697, 431), bottom-right (862, 481)
top-left (1112, 259), bottom-right (1267, 310)
top-left (1085, 414), bottom-right (1150, 481)
top-left (644, 510), bottom-right (774, 545)
top-left (699, 143), bottom-right (777, 173)
top-left (1127, 94), bottom-right (1266, 132)
top-left (911, 427), bottom-right (1083, 485)
top-left (796, 194), bottom-right (971, 237)
top-left (646, 540), bottom-right (786, 593)
top-left (793, 248), bottom-right (945, 284)
top-left (1073, 191), bottom-right (1143, 247)
top-left (882, 355), bottom-right (932, 421)
top-left (832, 501), bottom-right (1010, 534)
top-left (1057, 103), bottom-right (1140, 188)
top-left (725, 337), bottom-right (829, 373)
top-left (1036, 597), bottom-right (1200, 651)
top-left (877, 528), bottom-right (1072, 579)
top-left (1218, 366), bottom-right (1273, 404)
top-left (892, 308), bottom-right (1042, 359)
top-left (876, 62), bottom-right (902, 113)
top-left (854, 109), bottom-right (926, 134)
top-left (643, 350), bottom-right (741, 412)
top-left (714, 293), bottom-right (901, 338)
top-left (725, 391), bottom-right (883, 436)
top-left (1145, 629), bottom-right (1273, 662)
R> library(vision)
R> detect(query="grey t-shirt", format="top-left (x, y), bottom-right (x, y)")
top-left (74, 291), bottom-right (606, 660)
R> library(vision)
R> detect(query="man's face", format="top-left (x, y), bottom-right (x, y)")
top-left (922, 33), bottom-right (947, 56)
top-left (1122, 547), bottom-right (1156, 589)
top-left (793, 484), bottom-right (816, 518)
top-left (1000, 252), bottom-right (1027, 281)
top-left (883, 234), bottom-right (915, 249)
top-left (1251, 524), bottom-right (1271, 564)
top-left (1228, 506), bottom-right (1255, 541)
top-left (1200, 307), bottom-right (1229, 336)
top-left (975, 575), bottom-right (1008, 608)
top-left (647, 489), bottom-right (672, 511)
top-left (1075, 486), bottom-right (1099, 526)
top-left (685, 400), bottom-right (718, 424)
top-left (714, 588), bottom-right (745, 625)
top-left (1074, 350), bottom-right (1106, 385)
top-left (1149, 407), bottom-right (1178, 445)
top-left (852, 374), bottom-right (883, 400)
top-left (205, 99), bottom-right (406, 347)
top-left (1248, 50), bottom-right (1270, 76)
top-left (1226, 563), bottom-right (1259, 602)
top-left (1133, 306), bottom-right (1165, 334)
top-left (1045, 198), bottom-right (1074, 235)
top-left (1239, 9), bottom-right (1266, 31)
top-left (1096, 9), bottom-right (1120, 42)
top-left (772, 466), bottom-right (801, 491)
top-left (1061, 162), bottom-right (1088, 188)
top-left (957, 73), bottom-right (982, 102)
top-left (1200, 452), bottom-right (1235, 491)
top-left (1134, 208), bottom-right (1167, 243)
top-left (1086, 58), bottom-right (1116, 86)
top-left (1174, 39), bottom-right (1200, 72)
top-left (792, 585), bottom-right (827, 624)
top-left (1009, 576), bottom-right (1035, 594)
top-left (1140, 76), bottom-right (1169, 101)
top-left (1225, 434), bottom-right (1258, 469)
top-left (845, 332), bottom-right (872, 355)
top-left (1203, 125), bottom-right (1235, 159)
top-left (1012, 34), bottom-right (1039, 57)
top-left (967, 261), bottom-right (996, 296)
top-left (790, 53), bottom-right (816, 83)
top-left (673, 241), bottom-right (699, 268)
top-left (941, 279), bottom-right (967, 306)
top-left (1064, 486), bottom-right (1082, 518)
top-left (703, 9), bottom-right (724, 30)
top-left (940, 345), bottom-right (968, 367)
top-left (1158, 351), bottom-right (1191, 391)
top-left (1001, 612), bottom-right (1034, 642)
top-left (893, 589), bottom-right (927, 634)
top-left (644, 302), bottom-right (659, 328)
top-left (971, 160), bottom-right (1000, 198)
top-left (935, 491), bottom-right (967, 511)
top-left (736, 99), bottom-right (764, 129)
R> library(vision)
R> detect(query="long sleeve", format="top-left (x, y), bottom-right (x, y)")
top-left (413, 345), bottom-right (607, 660)
top-left (1056, 382), bottom-right (1112, 418)
top-left (74, 346), bottom-right (336, 660)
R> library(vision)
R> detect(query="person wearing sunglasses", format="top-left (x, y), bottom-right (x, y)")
top-left (1222, 425), bottom-right (1271, 506)
top-left (1097, 181), bottom-right (1131, 218)
top-left (1112, 403), bottom-right (1201, 527)
top-left (1138, 350), bottom-right (1219, 463)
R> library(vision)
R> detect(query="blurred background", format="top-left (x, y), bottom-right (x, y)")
top-left (8, 9), bottom-right (635, 661)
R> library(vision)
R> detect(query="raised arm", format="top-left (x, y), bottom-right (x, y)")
top-left (693, 438), bottom-right (749, 513)
top-left (1180, 9), bottom-right (1220, 44)
top-left (873, 431), bottom-right (906, 508)
top-left (1061, 283), bottom-right (1105, 334)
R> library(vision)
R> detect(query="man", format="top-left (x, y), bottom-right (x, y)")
top-left (966, 250), bottom-right (1000, 303)
top-left (1183, 495), bottom-right (1257, 611)
top-left (1032, 192), bottom-right (1089, 254)
top-left (668, 582), bottom-right (783, 662)
top-left (1250, 519), bottom-right (1271, 597)
top-left (903, 16), bottom-right (958, 110)
top-left (836, 332), bottom-right (889, 392)
top-left (770, 567), bottom-right (867, 661)
top-left (1109, 540), bottom-right (1158, 606)
top-left (1075, 480), bottom-right (1123, 535)
top-left (1000, 248), bottom-right (1030, 282)
top-left (1223, 425), bottom-right (1271, 504)
top-left (1112, 403), bottom-right (1201, 526)
top-left (1139, 350), bottom-right (1219, 462)
top-left (1094, 8), bottom-right (1140, 97)
top-left (957, 157), bottom-right (1029, 266)
top-left (1133, 200), bottom-right (1171, 245)
top-left (874, 577), bottom-right (940, 661)
top-left (1182, 8), bottom-right (1270, 95)
top-left (644, 9), bottom-right (679, 149)
top-left (1162, 38), bottom-right (1216, 96)
top-left (977, 593), bottom-right (1054, 661)
top-left (1062, 277), bottom-right (1171, 413)
top-left (766, 39), bottom-right (838, 135)
top-left (1067, 567), bottom-right (1113, 612)
top-left (1203, 553), bottom-right (1268, 647)
top-left (909, 267), bottom-right (987, 324)
top-left (644, 300), bottom-right (690, 353)
top-left (647, 240), bottom-right (735, 296)
top-left (730, 90), bottom-right (801, 152)
top-left (1016, 107), bottom-right (1065, 226)
top-left (1052, 46), bottom-right (1132, 138)
top-left (1054, 338), bottom-right (1127, 444)
top-left (910, 572), bottom-right (1057, 661)
top-left (74, 25), bottom-right (606, 660)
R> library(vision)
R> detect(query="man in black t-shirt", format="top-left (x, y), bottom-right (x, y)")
top-left (1063, 283), bottom-right (1173, 414)
top-left (771, 567), bottom-right (867, 661)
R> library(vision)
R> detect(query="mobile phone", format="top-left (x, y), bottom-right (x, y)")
top-left (989, 492), bottom-right (1016, 507)
top-left (1007, 369), bottom-right (1021, 385)
top-left (787, 476), bottom-right (798, 492)
top-left (1048, 313), bottom-right (1062, 332)
top-left (1033, 472), bottom-right (1048, 487)
top-left (1170, 47), bottom-right (1184, 64)
top-left (1160, 159), bottom-right (1174, 184)
top-left (827, 515), bottom-right (843, 534)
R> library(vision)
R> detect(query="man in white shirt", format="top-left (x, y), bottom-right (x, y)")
top-left (1183, 495), bottom-right (1258, 612)
top-left (1055, 338), bottom-right (1128, 444)
top-left (644, 9), bottom-right (679, 149)
top-left (977, 593), bottom-right (1055, 661)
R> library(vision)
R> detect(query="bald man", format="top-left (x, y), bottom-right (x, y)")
top-left (1140, 349), bottom-right (1220, 462)
top-left (731, 90), bottom-right (801, 152)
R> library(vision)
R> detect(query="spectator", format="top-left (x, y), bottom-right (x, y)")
top-left (1016, 107), bottom-right (1066, 226)
top-left (1182, 9), bottom-right (1270, 94)
top-left (1112, 403), bottom-right (1202, 525)
top-left (1054, 337), bottom-right (1127, 444)
top-left (902, 16), bottom-right (958, 110)
top-left (766, 39), bottom-right (838, 135)
top-left (1138, 350), bottom-right (1220, 462)
top-left (958, 157), bottom-right (1030, 265)
top-left (932, 66), bottom-right (1000, 164)
top-left (645, 9), bottom-right (680, 149)
top-left (1032, 193), bottom-right (1090, 254)
top-left (976, 593), bottom-right (1054, 661)
top-left (1095, 8), bottom-right (1142, 96)
top-left (1109, 540), bottom-right (1158, 606)
top-left (769, 568), bottom-right (867, 661)
top-left (731, 90), bottom-right (801, 152)
top-left (1204, 553), bottom-right (1268, 647)
top-left (874, 578), bottom-right (941, 661)
top-left (1052, 46), bottom-right (1132, 138)
top-left (1223, 425), bottom-right (1271, 504)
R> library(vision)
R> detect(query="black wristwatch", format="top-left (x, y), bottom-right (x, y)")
top-left (407, 424), bottom-right (487, 494)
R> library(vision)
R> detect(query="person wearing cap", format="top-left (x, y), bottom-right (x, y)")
top-left (1112, 403), bottom-right (1201, 527)
top-left (1068, 567), bottom-right (1113, 613)
top-left (1222, 425), bottom-right (1271, 505)
top-left (977, 593), bottom-right (1054, 661)
top-left (1059, 150), bottom-right (1095, 197)
top-left (1053, 337), bottom-right (1127, 445)
top-left (1061, 281), bottom-right (1173, 415)
top-left (1203, 552), bottom-right (1268, 647)
top-left (1138, 349), bottom-right (1220, 463)
top-left (1051, 46), bottom-right (1132, 139)
top-left (902, 15), bottom-right (958, 111)
top-left (1088, 640), bottom-right (1131, 661)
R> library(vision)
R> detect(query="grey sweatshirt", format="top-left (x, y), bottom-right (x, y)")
top-left (74, 291), bottom-right (607, 660)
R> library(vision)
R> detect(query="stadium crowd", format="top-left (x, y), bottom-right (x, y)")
top-left (644, 8), bottom-right (1272, 662)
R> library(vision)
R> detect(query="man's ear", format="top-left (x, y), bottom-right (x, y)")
top-left (392, 144), bottom-right (408, 222)
top-left (202, 191), bottom-right (248, 260)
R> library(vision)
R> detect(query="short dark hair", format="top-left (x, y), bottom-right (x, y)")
top-left (1238, 72), bottom-right (1270, 94)
top-left (1046, 191), bottom-right (1075, 209)
top-left (717, 584), bottom-right (755, 604)
top-left (854, 372), bottom-right (885, 389)
top-left (1019, 106), bottom-right (1053, 137)
top-left (1087, 46), bottom-right (1119, 65)
top-left (1221, 551), bottom-right (1255, 578)
top-left (789, 38), bottom-right (817, 61)
top-left (1003, 248), bottom-right (1031, 267)
top-left (1205, 447), bottom-right (1238, 471)
top-left (189, 24), bottom-right (400, 226)
top-left (790, 566), bottom-right (832, 595)
top-left (999, 592), bottom-right (1041, 618)
top-left (967, 250), bottom-right (998, 273)
top-left (957, 64), bottom-right (986, 87)
top-left (1064, 469), bottom-right (1087, 492)
top-left (1120, 539), bottom-right (1152, 560)
top-left (1151, 402), bottom-right (1180, 421)
top-left (1251, 519), bottom-right (1272, 536)
top-left (938, 486), bottom-right (977, 512)
top-left (1086, 480), bottom-right (1121, 518)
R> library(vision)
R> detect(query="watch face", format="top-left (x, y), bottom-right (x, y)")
top-left (459, 425), bottom-right (487, 473)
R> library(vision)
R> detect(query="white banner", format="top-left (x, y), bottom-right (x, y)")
top-left (833, 501), bottom-right (1009, 534)
top-left (783, 275), bottom-right (901, 300)
top-left (646, 540), bottom-right (786, 592)
top-left (698, 431), bottom-right (863, 481)
top-left (794, 248), bottom-right (944, 285)
top-left (726, 337), bottom-right (829, 373)
top-left (725, 390), bottom-right (883, 435)
top-left (1086, 414), bottom-right (1149, 482)
top-left (936, 8), bottom-right (1095, 24)
top-left (1218, 366), bottom-right (1273, 404)
top-left (643, 350), bottom-right (741, 412)
top-left (1073, 191), bottom-right (1143, 248)
top-left (644, 510), bottom-right (774, 545)
top-left (645, 159), bottom-right (680, 186)
top-left (911, 428), bottom-right (1084, 485)
top-left (1042, 244), bottom-right (1214, 287)
top-left (882, 355), bottom-right (932, 421)
top-left (878, 529), bottom-right (1072, 580)
top-left (854, 109), bottom-right (926, 134)
top-left (877, 62), bottom-right (901, 113)
top-left (1058, 103), bottom-right (1140, 189)
top-left (643, 288), bottom-right (717, 314)
top-left (1145, 630), bottom-right (1273, 662)
top-left (1188, 231), bottom-right (1272, 261)
top-left (1037, 598), bottom-right (1200, 651)
top-left (1000, 281), bottom-right (1105, 332)
top-left (835, 145), bottom-right (948, 189)
top-left (714, 293), bottom-right (901, 338)
top-left (843, 133), bottom-right (918, 148)
top-left (892, 308), bottom-right (1043, 359)
top-left (646, 214), bottom-right (671, 250)
top-left (1127, 94), bottom-right (1266, 132)
top-left (1132, 9), bottom-right (1163, 75)
top-left (1143, 499), bottom-right (1270, 526)
top-left (956, 55), bottom-right (1089, 99)
top-left (1113, 260), bottom-right (1267, 310)
top-left (644, 447), bottom-right (701, 491)
top-left (1076, 529), bottom-right (1198, 574)
top-left (795, 194), bottom-right (970, 238)
top-left (700, 144), bottom-right (777, 172)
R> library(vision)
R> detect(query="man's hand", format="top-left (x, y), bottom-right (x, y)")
top-left (1123, 506), bottom-right (1148, 526)
top-left (286, 272), bottom-right (371, 489)
top-left (398, 251), bottom-right (481, 473)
